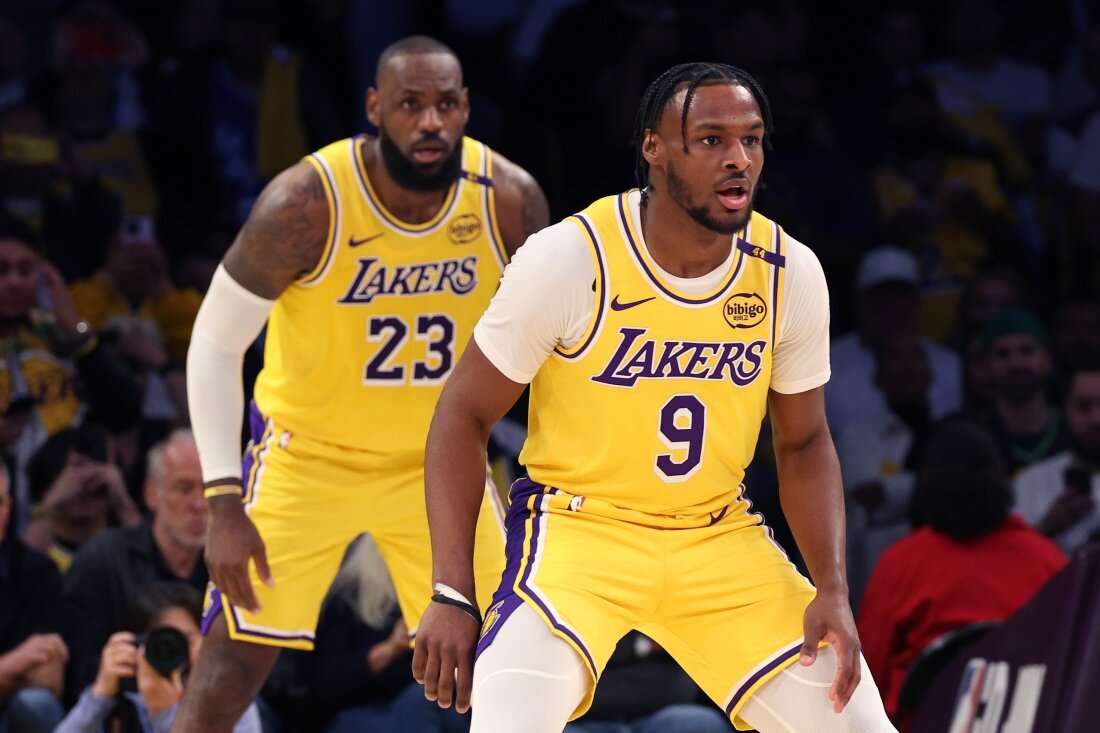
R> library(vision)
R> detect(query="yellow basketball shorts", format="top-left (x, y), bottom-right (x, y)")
top-left (201, 402), bottom-right (507, 649)
top-left (476, 477), bottom-right (817, 730)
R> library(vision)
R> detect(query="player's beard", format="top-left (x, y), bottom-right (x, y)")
top-left (379, 124), bottom-right (463, 193)
top-left (666, 162), bottom-right (753, 235)
top-left (1069, 426), bottom-right (1100, 467)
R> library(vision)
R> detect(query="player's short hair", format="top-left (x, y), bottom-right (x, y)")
top-left (375, 35), bottom-right (460, 86)
top-left (633, 62), bottom-right (773, 206)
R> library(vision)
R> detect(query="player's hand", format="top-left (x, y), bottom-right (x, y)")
top-left (411, 600), bottom-right (480, 713)
top-left (205, 493), bottom-right (274, 614)
top-left (799, 590), bottom-right (861, 713)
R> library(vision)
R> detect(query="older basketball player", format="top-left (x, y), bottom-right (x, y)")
top-left (414, 63), bottom-right (897, 732)
top-left (174, 36), bottom-right (547, 732)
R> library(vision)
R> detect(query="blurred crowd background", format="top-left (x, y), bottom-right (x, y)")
top-left (2, 0), bottom-right (1100, 731)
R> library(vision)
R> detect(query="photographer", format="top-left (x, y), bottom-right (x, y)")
top-left (56, 582), bottom-right (260, 733)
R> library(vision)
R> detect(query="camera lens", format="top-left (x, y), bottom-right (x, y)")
top-left (142, 627), bottom-right (190, 678)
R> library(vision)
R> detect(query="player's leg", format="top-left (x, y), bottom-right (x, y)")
top-left (467, 479), bottom-right (654, 731)
top-left (175, 413), bottom-right (367, 731)
top-left (172, 618), bottom-right (279, 732)
top-left (470, 601), bottom-right (589, 733)
top-left (738, 645), bottom-right (897, 732)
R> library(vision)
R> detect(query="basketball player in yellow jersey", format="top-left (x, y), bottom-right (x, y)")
top-left (173, 36), bottom-right (548, 733)
top-left (414, 64), bottom-right (898, 732)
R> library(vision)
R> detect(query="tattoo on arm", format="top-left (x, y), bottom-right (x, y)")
top-left (519, 178), bottom-right (550, 242)
top-left (223, 162), bottom-right (330, 299)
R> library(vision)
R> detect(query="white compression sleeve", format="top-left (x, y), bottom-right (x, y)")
top-left (471, 602), bottom-right (589, 733)
top-left (186, 265), bottom-right (275, 484)
top-left (738, 646), bottom-right (897, 733)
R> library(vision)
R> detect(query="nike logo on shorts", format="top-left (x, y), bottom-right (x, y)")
top-left (610, 295), bottom-right (656, 311)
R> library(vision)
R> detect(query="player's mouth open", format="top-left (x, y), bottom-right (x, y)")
top-left (412, 146), bottom-right (446, 164)
top-left (717, 184), bottom-right (749, 210)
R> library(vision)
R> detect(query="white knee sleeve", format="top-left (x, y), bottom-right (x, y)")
top-left (738, 646), bottom-right (898, 733)
top-left (471, 602), bottom-right (590, 733)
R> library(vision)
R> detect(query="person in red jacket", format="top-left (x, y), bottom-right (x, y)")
top-left (857, 419), bottom-right (1066, 721)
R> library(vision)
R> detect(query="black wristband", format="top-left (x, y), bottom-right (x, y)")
top-left (431, 593), bottom-right (483, 626)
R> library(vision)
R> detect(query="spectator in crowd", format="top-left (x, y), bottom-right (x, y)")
top-left (923, 0), bottom-right (1054, 183)
top-left (868, 80), bottom-right (1021, 341)
top-left (56, 581), bottom-right (261, 733)
top-left (72, 215), bottom-right (200, 367)
top-left (837, 333), bottom-right (933, 607)
top-left (61, 430), bottom-right (208, 695)
top-left (0, 216), bottom-right (141, 532)
top-left (1052, 299), bottom-right (1100, 373)
top-left (22, 422), bottom-right (141, 572)
top-left (0, 103), bottom-right (122, 282)
top-left (857, 420), bottom-right (1066, 720)
top-left (827, 246), bottom-right (963, 437)
top-left (1014, 360), bottom-right (1100, 553)
top-left (0, 462), bottom-right (67, 733)
top-left (563, 631), bottom-right (732, 733)
top-left (306, 535), bottom-right (469, 733)
top-left (70, 214), bottom-right (197, 446)
top-left (974, 308), bottom-right (1068, 473)
top-left (955, 264), bottom-right (1024, 347)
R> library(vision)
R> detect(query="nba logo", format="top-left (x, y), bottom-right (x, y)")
top-left (569, 495), bottom-right (585, 512)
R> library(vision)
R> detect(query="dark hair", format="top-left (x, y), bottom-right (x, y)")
top-left (912, 420), bottom-right (1011, 540)
top-left (0, 214), bottom-right (40, 252)
top-left (26, 422), bottom-right (110, 502)
top-left (375, 35), bottom-right (460, 86)
top-left (124, 582), bottom-right (202, 634)
top-left (1062, 353), bottom-right (1100, 397)
top-left (633, 62), bottom-right (773, 206)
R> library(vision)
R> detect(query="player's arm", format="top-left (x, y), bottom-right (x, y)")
top-left (491, 153), bottom-right (549, 257)
top-left (770, 387), bottom-right (859, 713)
top-left (187, 160), bottom-right (329, 613)
top-left (413, 343), bottom-right (526, 710)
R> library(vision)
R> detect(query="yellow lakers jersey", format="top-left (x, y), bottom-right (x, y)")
top-left (253, 136), bottom-right (508, 463)
top-left (520, 192), bottom-right (787, 525)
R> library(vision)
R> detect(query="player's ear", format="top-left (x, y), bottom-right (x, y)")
top-left (459, 86), bottom-right (470, 122)
top-left (366, 88), bottom-right (381, 128)
top-left (641, 129), bottom-right (663, 166)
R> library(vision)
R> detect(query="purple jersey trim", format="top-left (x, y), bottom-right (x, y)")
top-left (617, 193), bottom-right (745, 306)
top-left (553, 214), bottom-right (607, 360)
top-left (354, 134), bottom-right (464, 234)
top-left (725, 641), bottom-right (803, 717)
top-left (770, 223), bottom-right (783, 346)
top-left (735, 236), bottom-right (787, 268)
top-left (299, 153), bottom-right (341, 286)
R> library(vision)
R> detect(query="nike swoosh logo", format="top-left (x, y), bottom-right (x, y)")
top-left (348, 233), bottom-right (384, 248)
top-left (610, 295), bottom-right (655, 311)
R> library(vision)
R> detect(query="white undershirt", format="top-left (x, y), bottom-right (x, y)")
top-left (474, 191), bottom-right (831, 393)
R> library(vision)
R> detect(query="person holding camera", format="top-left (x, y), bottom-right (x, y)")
top-left (1014, 360), bottom-right (1100, 553)
top-left (56, 582), bottom-right (260, 733)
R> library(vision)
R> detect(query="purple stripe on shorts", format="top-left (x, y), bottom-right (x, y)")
top-left (201, 587), bottom-right (224, 636)
top-left (725, 642), bottom-right (803, 717)
top-left (240, 402), bottom-right (265, 485)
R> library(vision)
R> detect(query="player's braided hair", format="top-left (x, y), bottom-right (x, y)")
top-left (633, 62), bottom-right (773, 206)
